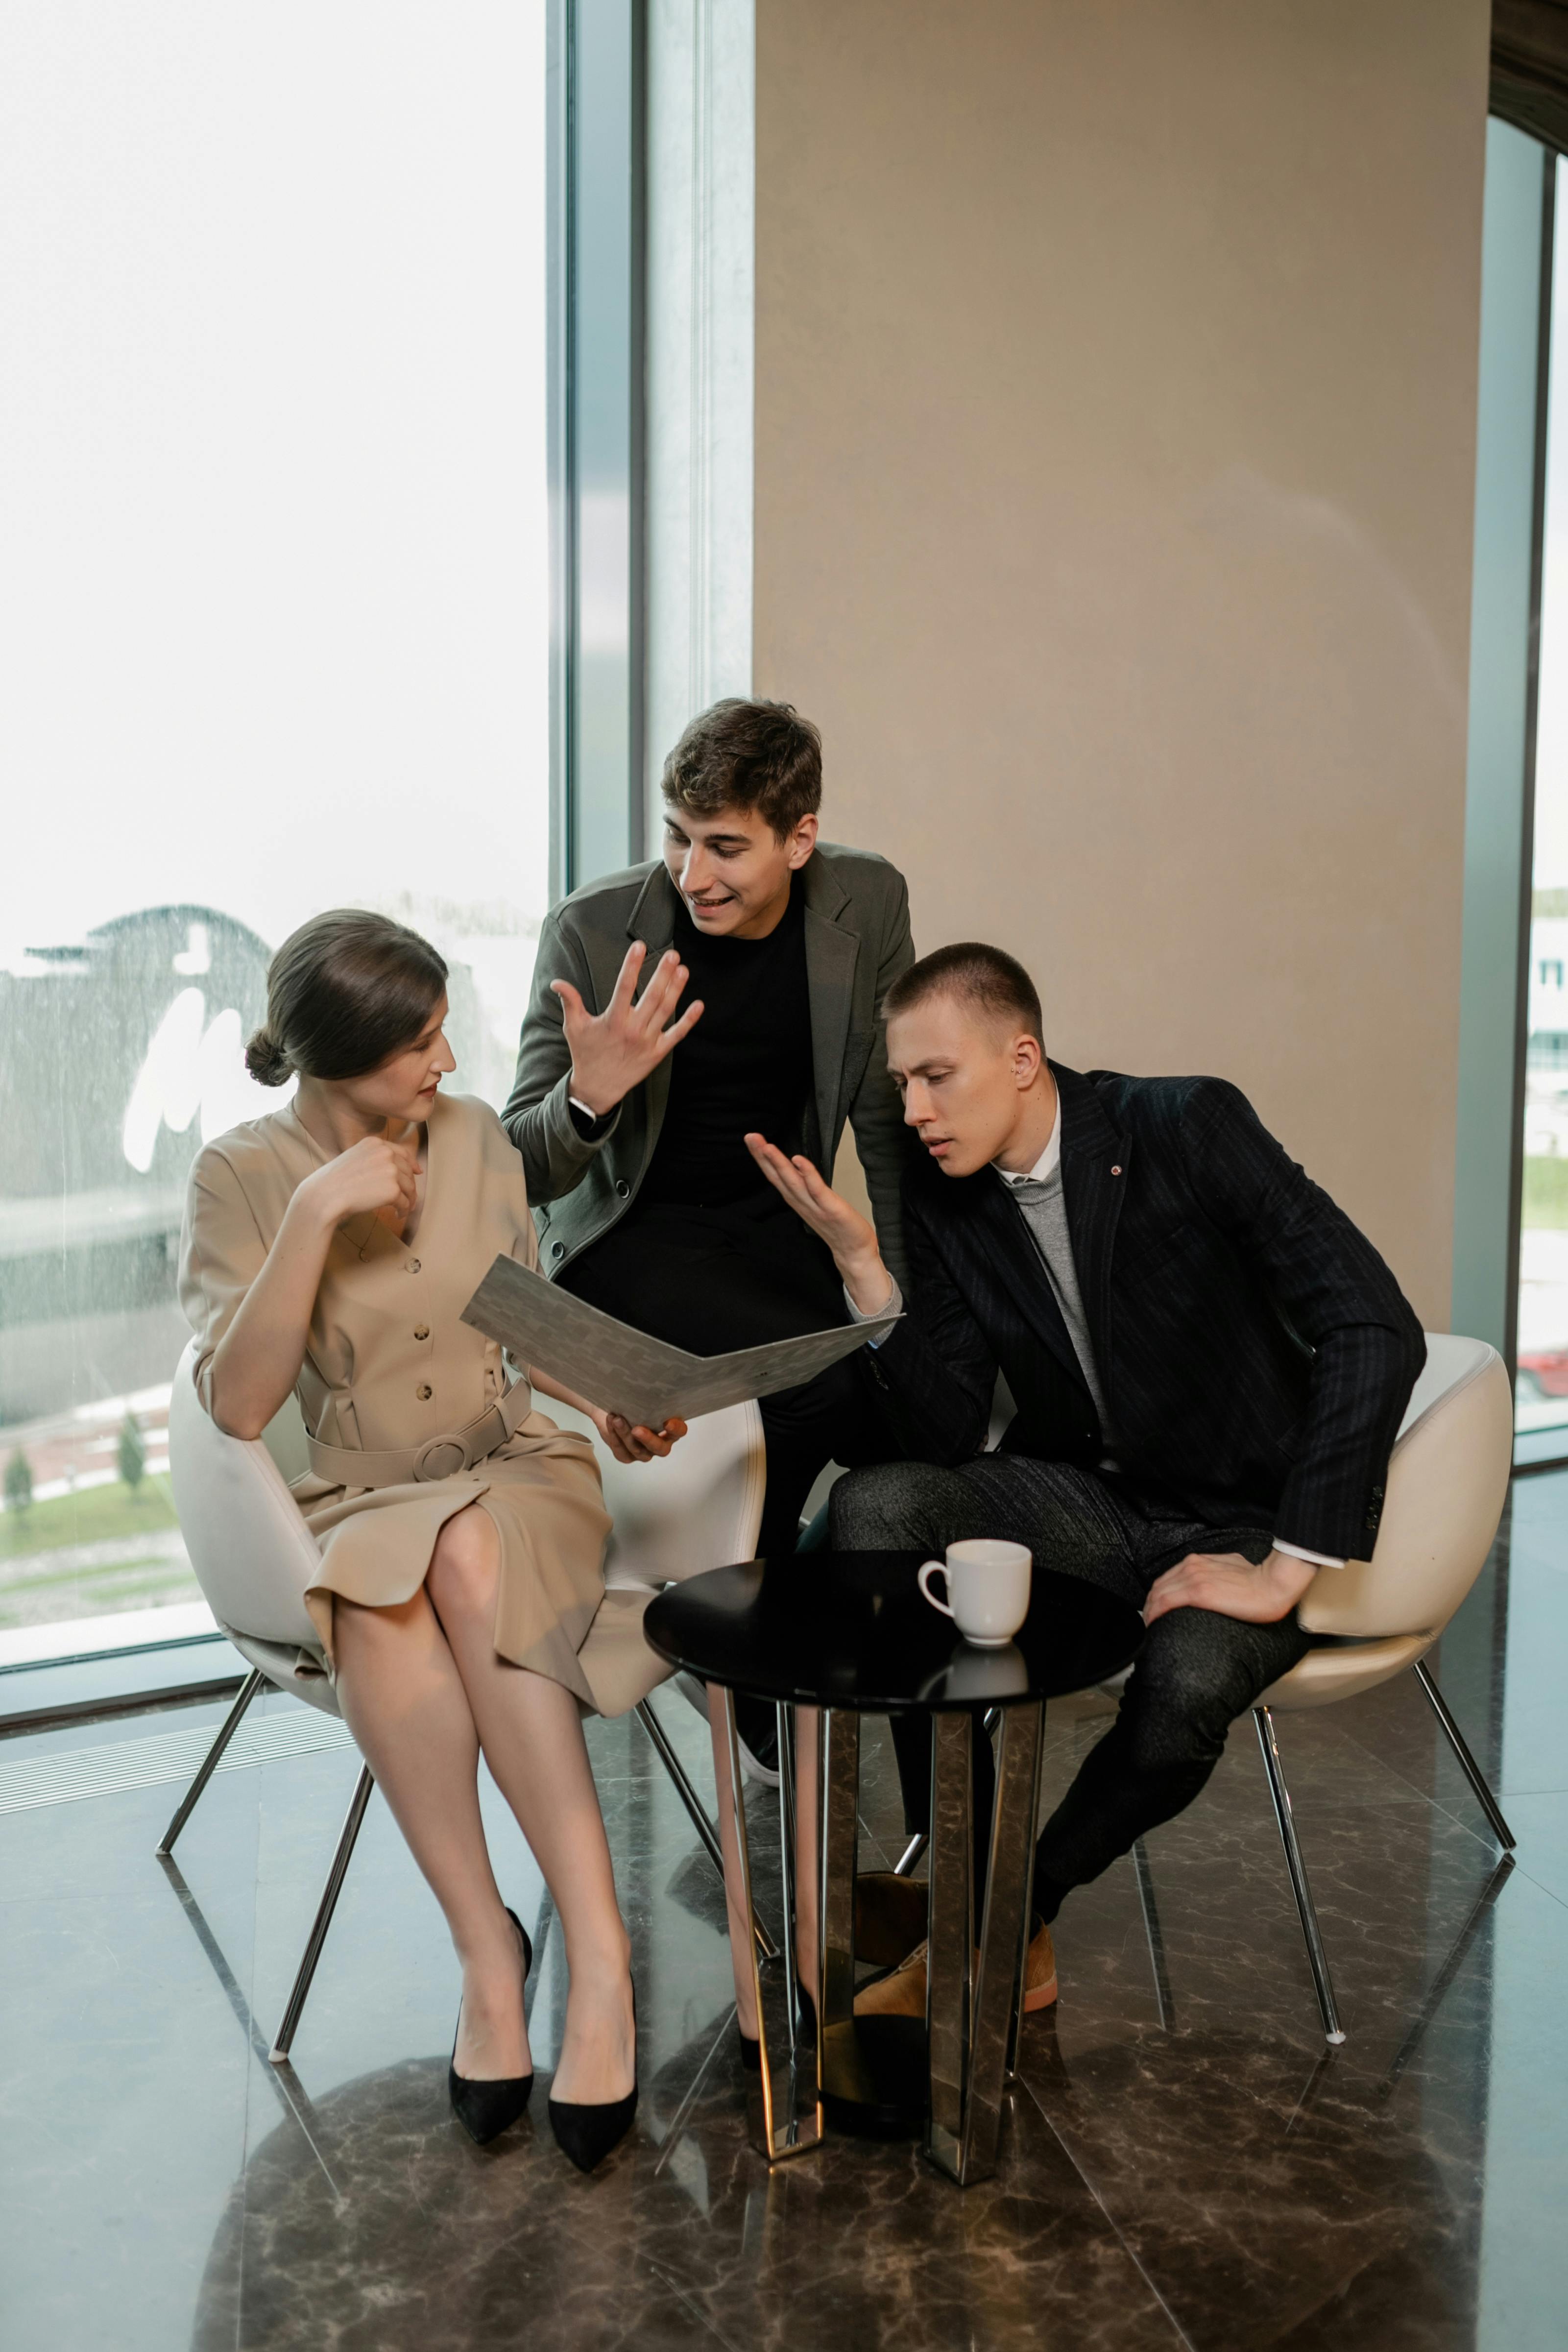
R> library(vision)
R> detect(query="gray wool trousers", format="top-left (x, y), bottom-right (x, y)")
top-left (828, 1453), bottom-right (1314, 1917)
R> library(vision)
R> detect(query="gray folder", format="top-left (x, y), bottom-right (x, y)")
top-left (461, 1256), bottom-right (901, 1427)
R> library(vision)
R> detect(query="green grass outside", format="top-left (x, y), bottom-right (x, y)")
top-left (0, 1474), bottom-right (179, 1561)
top-left (0, 1558), bottom-right (199, 1633)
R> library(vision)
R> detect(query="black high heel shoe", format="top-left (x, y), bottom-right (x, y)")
top-left (549, 1984), bottom-right (638, 2173)
top-left (449, 1908), bottom-right (534, 2146)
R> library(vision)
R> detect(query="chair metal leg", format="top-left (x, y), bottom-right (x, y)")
top-left (893, 1830), bottom-right (929, 1877)
top-left (269, 1764), bottom-right (375, 2064)
top-left (155, 1668), bottom-right (265, 1856)
top-left (1253, 1708), bottom-right (1346, 2046)
top-left (898, 1709), bottom-right (999, 1879)
top-left (718, 1689), bottom-right (822, 2161)
top-left (1132, 1838), bottom-right (1177, 2031)
top-left (1413, 1661), bottom-right (1517, 1850)
top-left (636, 1698), bottom-right (779, 1962)
top-left (1378, 1850), bottom-right (1514, 2098)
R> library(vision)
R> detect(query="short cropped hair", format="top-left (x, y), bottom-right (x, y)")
top-left (884, 942), bottom-right (1043, 1042)
top-left (661, 698), bottom-right (822, 839)
top-left (245, 910), bottom-right (448, 1086)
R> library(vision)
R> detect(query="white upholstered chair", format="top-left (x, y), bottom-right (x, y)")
top-left (1249, 1332), bottom-right (1516, 2043)
top-left (916, 1339), bottom-right (1518, 2044)
top-left (162, 1338), bottom-right (768, 2059)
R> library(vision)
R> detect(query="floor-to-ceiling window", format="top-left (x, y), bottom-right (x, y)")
top-left (1518, 161), bottom-right (1568, 1457)
top-left (0, 6), bottom-right (551, 1661)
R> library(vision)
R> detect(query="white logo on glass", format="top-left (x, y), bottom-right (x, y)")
top-left (122, 933), bottom-right (288, 1172)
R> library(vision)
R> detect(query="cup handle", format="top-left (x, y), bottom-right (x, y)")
top-left (917, 1560), bottom-right (954, 1618)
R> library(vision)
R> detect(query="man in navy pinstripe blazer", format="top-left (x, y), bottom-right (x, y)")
top-left (746, 940), bottom-right (1425, 2019)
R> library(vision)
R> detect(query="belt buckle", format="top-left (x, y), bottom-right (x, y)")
top-left (413, 1434), bottom-right (469, 1482)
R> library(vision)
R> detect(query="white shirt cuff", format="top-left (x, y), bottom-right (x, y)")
top-left (844, 1273), bottom-right (902, 1342)
top-left (1274, 1538), bottom-right (1345, 1571)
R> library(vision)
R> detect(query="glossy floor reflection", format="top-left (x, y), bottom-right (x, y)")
top-left (4, 1476), bottom-right (1568, 2350)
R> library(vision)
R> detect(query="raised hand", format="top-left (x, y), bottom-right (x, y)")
top-left (552, 941), bottom-right (704, 1118)
top-left (743, 1134), bottom-right (896, 1317)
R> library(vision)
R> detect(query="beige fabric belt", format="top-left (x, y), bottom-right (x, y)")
top-left (305, 1381), bottom-right (536, 1491)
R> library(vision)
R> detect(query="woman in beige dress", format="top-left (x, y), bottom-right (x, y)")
top-left (179, 909), bottom-right (693, 2171)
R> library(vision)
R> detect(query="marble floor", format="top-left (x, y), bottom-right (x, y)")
top-left (4, 1475), bottom-right (1568, 2352)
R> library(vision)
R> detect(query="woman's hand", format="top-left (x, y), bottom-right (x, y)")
top-left (593, 1408), bottom-right (688, 1466)
top-left (301, 1133), bottom-right (419, 1231)
top-left (743, 1134), bottom-right (896, 1317)
top-left (553, 941), bottom-right (705, 1118)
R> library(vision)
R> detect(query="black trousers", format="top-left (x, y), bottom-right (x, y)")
top-left (558, 1192), bottom-right (895, 1562)
top-left (829, 1453), bottom-right (1313, 1916)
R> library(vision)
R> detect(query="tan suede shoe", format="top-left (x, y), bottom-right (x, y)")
top-left (854, 1871), bottom-right (930, 1968)
top-left (854, 1939), bottom-right (930, 2018)
top-left (1023, 1924), bottom-right (1059, 2012)
top-left (853, 1924), bottom-right (1059, 2018)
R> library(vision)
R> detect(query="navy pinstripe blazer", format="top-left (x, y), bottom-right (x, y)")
top-left (865, 1064), bottom-right (1425, 1563)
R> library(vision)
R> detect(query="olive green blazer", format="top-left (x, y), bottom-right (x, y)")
top-left (502, 843), bottom-right (915, 1288)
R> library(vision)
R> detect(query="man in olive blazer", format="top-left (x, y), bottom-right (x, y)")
top-left (506, 839), bottom-right (914, 1287)
top-left (502, 699), bottom-right (914, 1591)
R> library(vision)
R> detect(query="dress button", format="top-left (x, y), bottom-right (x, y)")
top-left (551, 1241), bottom-right (564, 1258)
top-left (417, 1383), bottom-right (433, 1402)
top-left (615, 1180), bottom-right (630, 1198)
top-left (414, 1325), bottom-right (430, 1341)
top-left (407, 1258), bottom-right (421, 1274)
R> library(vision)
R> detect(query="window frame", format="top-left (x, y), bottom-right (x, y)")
top-left (0, 6), bottom-right (643, 1721)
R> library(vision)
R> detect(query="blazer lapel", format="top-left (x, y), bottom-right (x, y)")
top-left (967, 1172), bottom-right (1091, 1394)
top-left (622, 865), bottom-right (678, 964)
top-left (1055, 1063), bottom-right (1131, 1408)
top-left (623, 867), bottom-right (681, 1146)
top-left (802, 855), bottom-right (856, 1168)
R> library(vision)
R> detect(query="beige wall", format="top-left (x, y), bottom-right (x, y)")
top-left (755, 0), bottom-right (1491, 1325)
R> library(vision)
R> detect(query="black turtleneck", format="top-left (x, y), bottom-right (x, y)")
top-left (636, 871), bottom-right (814, 1208)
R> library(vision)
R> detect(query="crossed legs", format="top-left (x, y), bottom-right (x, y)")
top-left (829, 1456), bottom-right (1310, 1917)
top-left (332, 1502), bottom-right (633, 2102)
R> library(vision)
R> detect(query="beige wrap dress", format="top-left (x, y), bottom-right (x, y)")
top-left (178, 1091), bottom-right (657, 1715)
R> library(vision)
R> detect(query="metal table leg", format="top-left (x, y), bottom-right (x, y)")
top-left (717, 1688), bottom-right (821, 2163)
top-left (926, 1700), bottom-right (1043, 2185)
top-left (925, 1712), bottom-right (973, 2173)
top-left (777, 1703), bottom-right (802, 2047)
top-left (816, 1705), bottom-right (928, 2137)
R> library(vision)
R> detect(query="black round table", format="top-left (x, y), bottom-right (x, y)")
top-left (644, 1550), bottom-right (1143, 2185)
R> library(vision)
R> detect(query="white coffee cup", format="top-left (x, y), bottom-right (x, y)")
top-left (917, 1539), bottom-right (1032, 1648)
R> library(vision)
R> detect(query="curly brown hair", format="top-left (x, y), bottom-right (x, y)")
top-left (660, 698), bottom-right (822, 839)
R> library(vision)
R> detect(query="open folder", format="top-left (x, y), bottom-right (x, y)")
top-left (460, 1256), bottom-right (902, 1428)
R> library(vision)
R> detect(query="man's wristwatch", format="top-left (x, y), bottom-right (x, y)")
top-left (567, 1093), bottom-right (616, 1142)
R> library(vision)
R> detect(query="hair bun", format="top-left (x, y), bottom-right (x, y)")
top-left (244, 1025), bottom-right (294, 1087)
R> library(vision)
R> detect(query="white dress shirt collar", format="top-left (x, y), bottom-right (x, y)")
top-left (994, 1093), bottom-right (1061, 1187)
